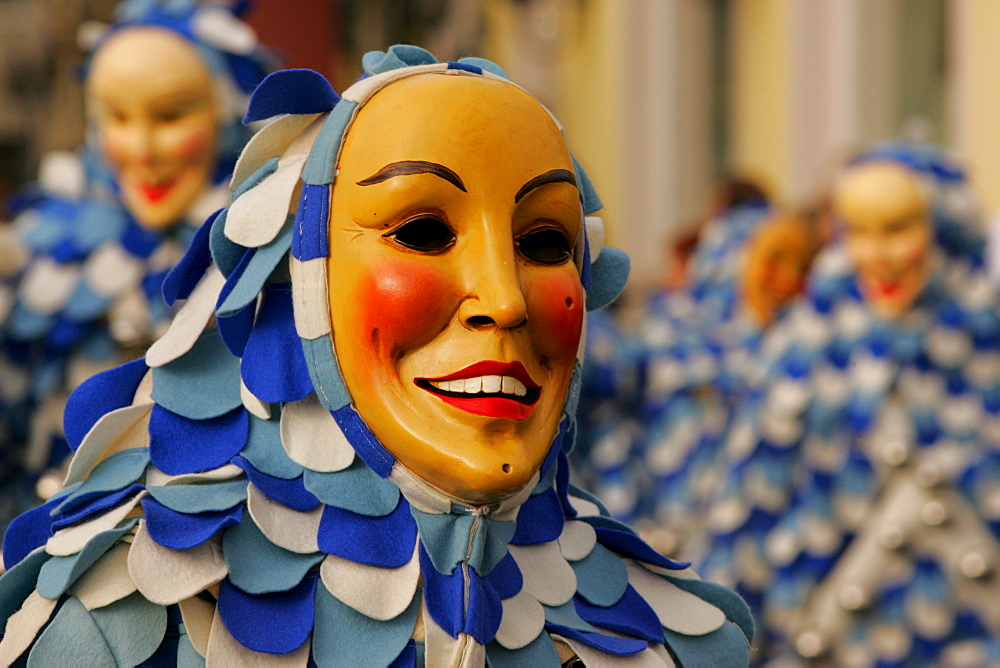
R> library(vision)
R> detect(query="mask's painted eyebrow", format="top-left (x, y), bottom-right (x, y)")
top-left (514, 169), bottom-right (577, 204)
top-left (356, 160), bottom-right (466, 192)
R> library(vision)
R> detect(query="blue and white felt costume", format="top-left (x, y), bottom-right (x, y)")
top-left (700, 144), bottom-right (1000, 666)
top-left (0, 0), bottom-right (271, 520)
top-left (0, 46), bottom-right (752, 666)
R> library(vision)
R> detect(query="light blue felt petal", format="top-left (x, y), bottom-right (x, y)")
top-left (6, 303), bottom-right (53, 340)
top-left (240, 414), bottom-right (304, 480)
top-left (209, 207), bottom-right (247, 277)
top-left (36, 519), bottom-right (138, 599)
top-left (90, 590), bottom-right (168, 666)
top-left (27, 596), bottom-right (116, 667)
top-left (467, 518), bottom-right (516, 577)
top-left (586, 247), bottom-right (630, 311)
top-left (570, 542), bottom-right (629, 607)
top-left (571, 154), bottom-right (603, 216)
top-left (54, 448), bottom-right (149, 515)
top-left (301, 336), bottom-right (352, 411)
top-left (362, 45), bottom-right (437, 74)
top-left (662, 621), bottom-right (751, 668)
top-left (216, 215), bottom-right (293, 317)
top-left (410, 509), bottom-right (474, 575)
top-left (177, 632), bottom-right (206, 667)
top-left (0, 549), bottom-right (51, 634)
top-left (62, 281), bottom-right (113, 322)
top-left (542, 601), bottom-right (599, 633)
top-left (302, 458), bottom-right (400, 517)
top-left (146, 479), bottom-right (248, 513)
top-left (486, 631), bottom-right (558, 667)
top-left (152, 329), bottom-right (244, 420)
top-left (222, 513), bottom-right (323, 595)
top-left (301, 100), bottom-right (357, 186)
top-left (456, 57), bottom-right (508, 79)
top-left (312, 578), bottom-right (420, 667)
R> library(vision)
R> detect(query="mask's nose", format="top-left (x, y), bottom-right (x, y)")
top-left (458, 233), bottom-right (528, 331)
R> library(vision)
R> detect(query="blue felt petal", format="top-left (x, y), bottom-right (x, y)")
top-left (586, 247), bottom-right (629, 311)
top-left (317, 496), bottom-right (415, 568)
top-left (575, 584), bottom-right (663, 644)
top-left (64, 358), bottom-right (149, 451)
top-left (302, 458), bottom-right (400, 517)
top-left (312, 581), bottom-right (420, 666)
top-left (570, 543), bottom-right (629, 607)
top-left (163, 211), bottom-right (217, 306)
top-left (36, 520), bottom-right (138, 599)
top-left (146, 479), bottom-right (248, 513)
top-left (486, 632), bottom-right (559, 667)
top-left (243, 69), bottom-right (339, 123)
top-left (543, 601), bottom-right (599, 633)
top-left (140, 498), bottom-right (242, 550)
top-left (419, 545), bottom-right (462, 638)
top-left (466, 566), bottom-right (503, 644)
top-left (240, 415), bottom-right (303, 479)
top-left (216, 216), bottom-right (293, 318)
top-left (52, 484), bottom-right (145, 531)
top-left (217, 573), bottom-right (317, 654)
top-left (217, 300), bottom-right (256, 358)
top-left (545, 623), bottom-right (648, 656)
top-left (0, 549), bottom-right (51, 633)
top-left (483, 552), bottom-right (522, 601)
top-left (149, 405), bottom-right (248, 475)
top-left (3, 495), bottom-right (61, 568)
top-left (54, 449), bottom-right (149, 515)
top-left (27, 595), bottom-right (116, 666)
top-left (152, 329), bottom-right (244, 420)
top-left (222, 513), bottom-right (323, 595)
top-left (291, 184), bottom-right (329, 261)
top-left (589, 524), bottom-right (689, 571)
top-left (240, 284), bottom-right (313, 403)
top-left (234, 457), bottom-right (318, 511)
top-left (329, 404), bottom-right (394, 477)
top-left (90, 590), bottom-right (168, 666)
top-left (510, 488), bottom-right (564, 546)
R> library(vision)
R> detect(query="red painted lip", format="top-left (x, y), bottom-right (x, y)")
top-left (423, 361), bottom-right (539, 387)
top-left (136, 179), bottom-right (177, 203)
top-left (872, 277), bottom-right (903, 297)
top-left (417, 360), bottom-right (541, 420)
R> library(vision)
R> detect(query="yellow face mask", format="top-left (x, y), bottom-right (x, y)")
top-left (327, 74), bottom-right (584, 502)
top-left (87, 27), bottom-right (219, 230)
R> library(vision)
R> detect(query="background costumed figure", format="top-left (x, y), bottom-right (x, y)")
top-left (0, 0), bottom-right (271, 526)
top-left (0, 46), bottom-right (752, 666)
top-left (701, 142), bottom-right (1000, 665)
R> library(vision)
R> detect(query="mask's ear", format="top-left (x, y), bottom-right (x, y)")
top-left (586, 247), bottom-right (630, 311)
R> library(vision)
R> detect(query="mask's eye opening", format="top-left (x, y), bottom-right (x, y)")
top-left (516, 226), bottom-right (572, 265)
top-left (384, 214), bottom-right (456, 253)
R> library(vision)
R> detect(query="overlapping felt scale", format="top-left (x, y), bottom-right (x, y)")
top-left (141, 498), bottom-right (242, 550)
top-left (149, 404), bottom-right (248, 475)
top-left (279, 391), bottom-right (355, 472)
top-left (152, 329), bottom-right (243, 420)
top-left (127, 522), bottom-right (227, 606)
top-left (313, 583), bottom-right (419, 667)
top-left (218, 573), bottom-right (317, 654)
top-left (64, 357), bottom-right (150, 451)
top-left (317, 496), bottom-right (416, 568)
top-left (236, 458), bottom-right (318, 511)
top-left (240, 413), bottom-right (303, 479)
top-left (319, 544), bottom-right (420, 621)
top-left (223, 514), bottom-right (323, 595)
top-left (303, 460), bottom-right (400, 516)
top-left (240, 284), bottom-right (313, 403)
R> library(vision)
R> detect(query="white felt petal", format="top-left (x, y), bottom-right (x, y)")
top-left (192, 6), bottom-right (257, 55)
top-left (624, 560), bottom-right (725, 636)
top-left (144, 464), bottom-right (244, 488)
top-left (558, 520), bottom-right (597, 562)
top-left (508, 542), bottom-right (577, 607)
top-left (280, 392), bottom-right (354, 472)
top-left (568, 495), bottom-right (601, 518)
top-left (145, 267), bottom-right (226, 367)
top-left (133, 369), bottom-right (154, 405)
top-left (422, 607), bottom-right (485, 668)
top-left (205, 606), bottom-right (310, 667)
top-left (585, 216), bottom-right (605, 261)
top-left (47, 491), bottom-right (147, 557)
top-left (320, 542), bottom-right (418, 621)
top-left (71, 542), bottom-right (137, 610)
top-left (494, 590), bottom-right (545, 650)
top-left (0, 591), bottom-right (59, 665)
top-left (84, 242), bottom-right (145, 297)
top-left (650, 644), bottom-right (678, 667)
top-left (178, 595), bottom-right (216, 658)
top-left (246, 484), bottom-right (320, 553)
top-left (64, 403), bottom-right (152, 486)
top-left (128, 521), bottom-right (227, 605)
top-left (240, 379), bottom-right (271, 419)
top-left (19, 256), bottom-right (78, 314)
top-left (225, 155), bottom-right (306, 248)
top-left (552, 634), bottom-right (670, 667)
top-left (232, 114), bottom-right (321, 188)
top-left (289, 257), bottom-right (331, 338)
top-left (38, 150), bottom-right (85, 199)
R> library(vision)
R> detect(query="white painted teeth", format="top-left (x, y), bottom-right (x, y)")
top-left (430, 375), bottom-right (528, 397)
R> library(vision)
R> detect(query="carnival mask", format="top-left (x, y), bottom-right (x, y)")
top-left (87, 27), bottom-right (219, 230)
top-left (326, 74), bottom-right (583, 502)
top-left (742, 214), bottom-right (814, 326)
top-left (835, 161), bottom-right (934, 320)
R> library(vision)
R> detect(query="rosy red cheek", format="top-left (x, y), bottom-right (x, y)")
top-left (356, 261), bottom-right (457, 360)
top-left (174, 129), bottom-right (213, 162)
top-left (526, 272), bottom-right (583, 361)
